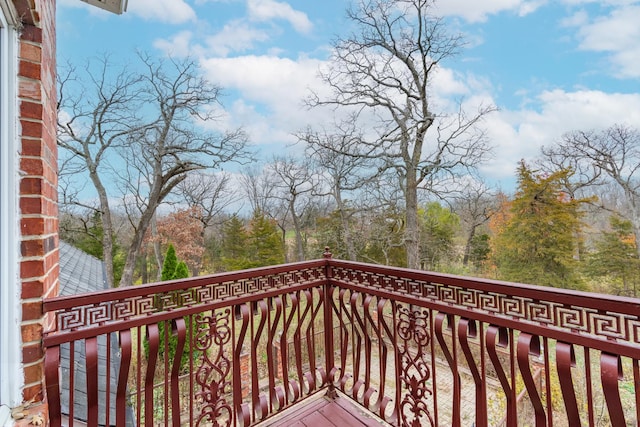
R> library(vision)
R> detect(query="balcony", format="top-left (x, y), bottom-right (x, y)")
top-left (43, 253), bottom-right (640, 426)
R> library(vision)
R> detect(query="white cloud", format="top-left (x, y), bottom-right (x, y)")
top-left (433, 0), bottom-right (547, 23)
top-left (153, 31), bottom-right (197, 57)
top-left (200, 54), bottom-right (329, 144)
top-left (204, 20), bottom-right (270, 56)
top-left (572, 5), bottom-right (640, 78)
top-left (247, 0), bottom-right (313, 33)
top-left (127, 0), bottom-right (196, 24)
top-left (481, 90), bottom-right (640, 180)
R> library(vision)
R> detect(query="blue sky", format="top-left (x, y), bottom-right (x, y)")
top-left (57, 0), bottom-right (640, 191)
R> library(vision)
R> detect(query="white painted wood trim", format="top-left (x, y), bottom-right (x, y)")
top-left (0, 2), bottom-right (23, 414)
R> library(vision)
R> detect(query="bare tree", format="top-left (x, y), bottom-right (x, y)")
top-left (542, 124), bottom-right (640, 257)
top-left (269, 156), bottom-right (316, 261)
top-left (176, 171), bottom-right (239, 274)
top-left (239, 165), bottom-right (280, 216)
top-left (58, 53), bottom-right (249, 287)
top-left (57, 57), bottom-right (145, 287)
top-left (307, 0), bottom-right (494, 269)
top-left (450, 180), bottom-right (496, 266)
top-left (301, 119), bottom-right (382, 260)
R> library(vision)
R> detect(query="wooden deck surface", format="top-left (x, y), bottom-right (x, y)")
top-left (257, 392), bottom-right (389, 427)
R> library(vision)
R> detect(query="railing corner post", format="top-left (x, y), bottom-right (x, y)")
top-left (322, 247), bottom-right (335, 396)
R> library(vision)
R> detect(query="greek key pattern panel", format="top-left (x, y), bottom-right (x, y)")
top-left (55, 266), bottom-right (326, 332)
top-left (331, 266), bottom-right (640, 345)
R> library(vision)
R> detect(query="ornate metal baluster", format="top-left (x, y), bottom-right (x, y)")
top-left (459, 318), bottom-right (487, 427)
top-left (517, 333), bottom-right (546, 427)
top-left (193, 309), bottom-right (232, 427)
top-left (397, 305), bottom-right (434, 427)
top-left (556, 341), bottom-right (581, 427)
top-left (601, 352), bottom-right (626, 427)
top-left (435, 312), bottom-right (460, 427)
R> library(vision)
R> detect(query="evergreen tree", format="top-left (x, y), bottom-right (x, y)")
top-left (247, 210), bottom-right (286, 267)
top-left (161, 244), bottom-right (178, 281)
top-left (468, 233), bottom-right (491, 270)
top-left (174, 261), bottom-right (189, 280)
top-left (221, 215), bottom-right (251, 271)
top-left (586, 216), bottom-right (640, 297)
top-left (148, 244), bottom-right (199, 372)
top-left (419, 202), bottom-right (460, 270)
top-left (493, 162), bottom-right (587, 289)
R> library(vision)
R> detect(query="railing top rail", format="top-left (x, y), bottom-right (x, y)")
top-left (44, 259), bottom-right (327, 310)
top-left (43, 259), bottom-right (328, 340)
top-left (327, 259), bottom-right (640, 316)
top-left (43, 257), bottom-right (640, 354)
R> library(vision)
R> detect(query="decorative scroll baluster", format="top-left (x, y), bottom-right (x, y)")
top-left (281, 292), bottom-right (301, 402)
top-left (556, 341), bottom-right (581, 427)
top-left (517, 333), bottom-right (546, 427)
top-left (486, 325), bottom-right (515, 426)
top-left (304, 287), bottom-right (323, 392)
top-left (268, 296), bottom-right (285, 411)
top-left (294, 289), bottom-right (312, 394)
top-left (361, 295), bottom-right (380, 410)
top-left (334, 287), bottom-right (352, 391)
top-left (44, 345), bottom-right (62, 427)
top-left (116, 329), bottom-right (132, 427)
top-left (233, 304), bottom-right (251, 426)
top-left (194, 309), bottom-right (232, 427)
top-left (458, 318), bottom-right (487, 427)
top-left (145, 323), bottom-right (159, 427)
top-left (350, 291), bottom-right (365, 401)
top-left (397, 304), bottom-right (434, 427)
top-left (434, 312), bottom-right (460, 427)
top-left (170, 318), bottom-right (186, 426)
top-left (601, 352), bottom-right (626, 427)
top-left (376, 298), bottom-right (399, 424)
top-left (251, 300), bottom-right (269, 422)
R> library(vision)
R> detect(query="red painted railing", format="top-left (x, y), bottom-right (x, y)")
top-left (44, 255), bottom-right (640, 426)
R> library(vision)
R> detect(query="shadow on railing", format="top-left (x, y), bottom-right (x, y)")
top-left (44, 254), bottom-right (640, 426)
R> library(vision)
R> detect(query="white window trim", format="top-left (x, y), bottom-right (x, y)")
top-left (0, 0), bottom-right (22, 423)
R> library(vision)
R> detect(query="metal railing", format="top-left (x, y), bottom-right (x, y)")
top-left (44, 255), bottom-right (640, 426)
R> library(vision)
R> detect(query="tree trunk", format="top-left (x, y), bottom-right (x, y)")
top-left (335, 186), bottom-right (356, 261)
top-left (290, 201), bottom-right (305, 262)
top-left (119, 204), bottom-right (158, 286)
top-left (405, 171), bottom-right (420, 270)
top-left (462, 224), bottom-right (478, 266)
top-left (90, 170), bottom-right (116, 288)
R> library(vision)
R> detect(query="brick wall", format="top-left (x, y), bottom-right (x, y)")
top-left (15, 0), bottom-right (58, 408)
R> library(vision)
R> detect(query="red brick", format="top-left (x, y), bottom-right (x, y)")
top-left (21, 238), bottom-right (45, 257)
top-left (22, 301), bottom-right (43, 322)
top-left (20, 197), bottom-right (43, 215)
top-left (22, 344), bottom-right (44, 364)
top-left (23, 362), bottom-right (43, 385)
top-left (21, 217), bottom-right (44, 235)
top-left (20, 120), bottom-right (43, 138)
top-left (20, 100), bottom-right (43, 120)
top-left (20, 42), bottom-right (41, 63)
top-left (20, 157), bottom-right (44, 175)
top-left (21, 138), bottom-right (43, 157)
top-left (21, 279), bottom-right (45, 299)
top-left (21, 259), bottom-right (45, 279)
top-left (19, 26), bottom-right (42, 44)
top-left (19, 79), bottom-right (41, 100)
top-left (19, 61), bottom-right (41, 80)
top-left (21, 323), bottom-right (43, 343)
top-left (20, 176), bottom-right (43, 195)
top-left (21, 383), bottom-right (43, 402)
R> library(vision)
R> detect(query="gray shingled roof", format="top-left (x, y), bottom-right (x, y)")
top-left (58, 242), bottom-right (134, 426)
